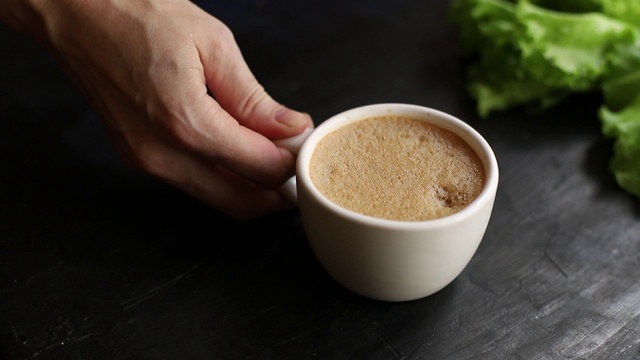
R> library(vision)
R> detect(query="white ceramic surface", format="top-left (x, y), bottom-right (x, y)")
top-left (277, 103), bottom-right (499, 302)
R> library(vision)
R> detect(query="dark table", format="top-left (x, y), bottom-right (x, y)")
top-left (2, 1), bottom-right (640, 359)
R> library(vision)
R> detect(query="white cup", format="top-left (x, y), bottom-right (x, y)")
top-left (276, 103), bottom-right (499, 302)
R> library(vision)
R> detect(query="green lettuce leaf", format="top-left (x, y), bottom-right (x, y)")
top-left (599, 0), bottom-right (640, 26)
top-left (600, 33), bottom-right (640, 197)
top-left (600, 100), bottom-right (640, 197)
top-left (449, 0), bottom-right (636, 117)
top-left (449, 0), bottom-right (640, 199)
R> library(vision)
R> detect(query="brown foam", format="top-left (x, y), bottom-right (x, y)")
top-left (309, 116), bottom-right (485, 221)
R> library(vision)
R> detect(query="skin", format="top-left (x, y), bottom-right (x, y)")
top-left (0, 0), bottom-right (314, 220)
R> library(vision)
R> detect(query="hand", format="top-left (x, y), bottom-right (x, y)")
top-left (0, 0), bottom-right (314, 220)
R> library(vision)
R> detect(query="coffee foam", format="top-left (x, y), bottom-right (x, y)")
top-left (309, 116), bottom-right (485, 221)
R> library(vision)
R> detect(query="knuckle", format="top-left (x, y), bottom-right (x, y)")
top-left (239, 83), bottom-right (270, 119)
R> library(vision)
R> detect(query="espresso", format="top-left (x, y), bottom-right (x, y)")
top-left (309, 116), bottom-right (485, 221)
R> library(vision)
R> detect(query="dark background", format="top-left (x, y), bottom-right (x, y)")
top-left (2, 0), bottom-right (640, 359)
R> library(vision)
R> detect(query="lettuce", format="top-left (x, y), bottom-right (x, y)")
top-left (450, 0), bottom-right (640, 199)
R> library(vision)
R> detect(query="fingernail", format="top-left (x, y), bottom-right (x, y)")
top-left (275, 107), bottom-right (308, 127)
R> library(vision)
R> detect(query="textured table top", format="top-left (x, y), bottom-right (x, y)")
top-left (2, 1), bottom-right (639, 359)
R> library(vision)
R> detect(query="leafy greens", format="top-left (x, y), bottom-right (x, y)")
top-left (449, 0), bottom-right (640, 198)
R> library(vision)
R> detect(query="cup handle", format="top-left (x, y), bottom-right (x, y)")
top-left (273, 127), bottom-right (314, 204)
top-left (278, 176), bottom-right (298, 204)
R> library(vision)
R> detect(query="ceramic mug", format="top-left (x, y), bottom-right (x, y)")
top-left (276, 103), bottom-right (499, 302)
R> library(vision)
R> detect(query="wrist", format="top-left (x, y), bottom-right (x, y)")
top-left (0, 0), bottom-right (116, 48)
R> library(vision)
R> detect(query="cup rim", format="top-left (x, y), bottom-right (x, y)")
top-left (296, 103), bottom-right (499, 229)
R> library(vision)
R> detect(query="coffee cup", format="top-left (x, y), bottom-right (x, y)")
top-left (276, 103), bottom-right (499, 302)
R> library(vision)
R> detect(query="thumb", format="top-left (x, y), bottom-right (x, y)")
top-left (199, 23), bottom-right (313, 139)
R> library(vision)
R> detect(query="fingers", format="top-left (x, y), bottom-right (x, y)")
top-left (173, 156), bottom-right (297, 221)
top-left (180, 156), bottom-right (297, 221)
top-left (125, 131), bottom-right (296, 220)
top-left (165, 91), bottom-right (300, 188)
top-left (101, 88), bottom-right (297, 219)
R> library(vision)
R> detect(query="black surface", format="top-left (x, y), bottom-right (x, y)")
top-left (2, 1), bottom-right (640, 359)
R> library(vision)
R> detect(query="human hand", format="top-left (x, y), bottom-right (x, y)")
top-left (0, 0), bottom-right (314, 220)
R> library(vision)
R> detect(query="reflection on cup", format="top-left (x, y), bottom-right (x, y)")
top-left (278, 103), bottom-right (499, 302)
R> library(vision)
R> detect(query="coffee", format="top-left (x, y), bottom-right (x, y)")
top-left (309, 116), bottom-right (485, 221)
